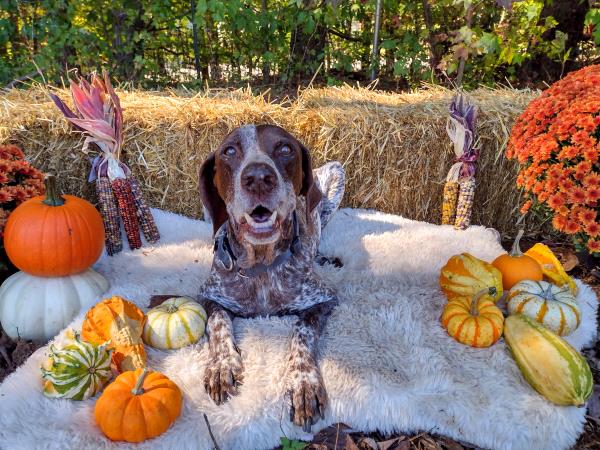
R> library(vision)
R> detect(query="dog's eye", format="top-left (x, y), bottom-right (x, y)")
top-left (277, 145), bottom-right (292, 156)
top-left (223, 147), bottom-right (237, 157)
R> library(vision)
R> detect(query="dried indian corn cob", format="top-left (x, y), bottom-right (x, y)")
top-left (128, 177), bottom-right (160, 243)
top-left (96, 176), bottom-right (122, 255)
top-left (111, 178), bottom-right (142, 250)
top-left (454, 178), bottom-right (476, 230)
top-left (441, 181), bottom-right (459, 225)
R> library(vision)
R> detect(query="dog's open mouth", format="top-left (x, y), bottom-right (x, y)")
top-left (242, 205), bottom-right (279, 236)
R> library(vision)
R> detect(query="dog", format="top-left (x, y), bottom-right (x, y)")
top-left (198, 124), bottom-right (344, 432)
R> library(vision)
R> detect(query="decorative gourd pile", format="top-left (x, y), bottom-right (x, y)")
top-left (439, 233), bottom-right (593, 407)
top-left (0, 175), bottom-right (109, 341)
top-left (39, 295), bottom-right (206, 443)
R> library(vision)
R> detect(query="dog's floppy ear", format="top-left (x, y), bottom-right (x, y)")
top-left (300, 143), bottom-right (323, 217)
top-left (199, 152), bottom-right (228, 235)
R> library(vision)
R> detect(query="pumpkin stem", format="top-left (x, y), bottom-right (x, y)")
top-left (42, 174), bottom-right (65, 207)
top-left (131, 368), bottom-right (150, 395)
top-left (470, 288), bottom-right (490, 316)
top-left (509, 229), bottom-right (525, 257)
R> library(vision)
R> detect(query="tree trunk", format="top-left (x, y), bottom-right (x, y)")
top-left (190, 0), bottom-right (202, 81)
top-left (455, 4), bottom-right (475, 86)
top-left (206, 17), bottom-right (221, 81)
top-left (261, 0), bottom-right (270, 83)
top-left (288, 0), bottom-right (327, 82)
top-left (517, 0), bottom-right (588, 82)
top-left (421, 0), bottom-right (443, 76)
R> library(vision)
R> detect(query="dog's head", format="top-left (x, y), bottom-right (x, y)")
top-left (200, 124), bottom-right (322, 246)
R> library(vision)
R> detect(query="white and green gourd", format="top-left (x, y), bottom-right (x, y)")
top-left (504, 314), bottom-right (593, 406)
top-left (507, 280), bottom-right (580, 336)
top-left (41, 330), bottom-right (112, 400)
top-left (143, 297), bottom-right (207, 350)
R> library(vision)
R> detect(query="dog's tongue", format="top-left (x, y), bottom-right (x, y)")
top-left (250, 205), bottom-right (272, 223)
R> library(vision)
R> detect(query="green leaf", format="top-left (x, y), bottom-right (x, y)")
top-left (478, 32), bottom-right (500, 54)
top-left (280, 437), bottom-right (307, 450)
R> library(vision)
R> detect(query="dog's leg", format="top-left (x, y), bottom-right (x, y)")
top-left (201, 301), bottom-right (244, 404)
top-left (287, 298), bottom-right (337, 432)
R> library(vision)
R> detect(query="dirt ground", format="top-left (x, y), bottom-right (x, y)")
top-left (1, 240), bottom-right (598, 450)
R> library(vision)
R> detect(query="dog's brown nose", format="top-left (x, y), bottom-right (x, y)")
top-left (241, 163), bottom-right (278, 195)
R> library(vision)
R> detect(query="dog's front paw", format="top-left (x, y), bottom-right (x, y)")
top-left (287, 363), bottom-right (327, 432)
top-left (204, 351), bottom-right (244, 405)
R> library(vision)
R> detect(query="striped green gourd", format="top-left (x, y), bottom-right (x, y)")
top-left (504, 314), bottom-right (593, 406)
top-left (41, 330), bottom-right (112, 400)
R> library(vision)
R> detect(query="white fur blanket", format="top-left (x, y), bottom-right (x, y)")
top-left (0, 209), bottom-right (597, 450)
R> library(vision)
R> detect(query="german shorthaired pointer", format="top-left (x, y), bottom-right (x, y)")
top-left (198, 124), bottom-right (344, 432)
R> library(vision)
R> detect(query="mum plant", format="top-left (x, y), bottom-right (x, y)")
top-left (507, 64), bottom-right (600, 256)
top-left (0, 144), bottom-right (45, 238)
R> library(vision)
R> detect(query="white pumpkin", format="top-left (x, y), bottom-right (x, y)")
top-left (507, 280), bottom-right (580, 336)
top-left (143, 297), bottom-right (207, 350)
top-left (0, 268), bottom-right (109, 341)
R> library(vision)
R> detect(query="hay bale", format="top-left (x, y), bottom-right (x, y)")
top-left (0, 84), bottom-right (539, 237)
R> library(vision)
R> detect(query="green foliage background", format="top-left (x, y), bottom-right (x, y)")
top-left (0, 0), bottom-right (598, 88)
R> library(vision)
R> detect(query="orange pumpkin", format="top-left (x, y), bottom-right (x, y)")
top-left (492, 229), bottom-right (542, 290)
top-left (82, 296), bottom-right (146, 372)
top-left (3, 175), bottom-right (104, 277)
top-left (441, 290), bottom-right (504, 348)
top-left (95, 368), bottom-right (182, 442)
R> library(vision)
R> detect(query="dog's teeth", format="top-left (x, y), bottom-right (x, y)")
top-left (269, 211), bottom-right (277, 223)
top-left (244, 213), bottom-right (255, 225)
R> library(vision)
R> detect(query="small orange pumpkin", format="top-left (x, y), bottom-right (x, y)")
top-left (3, 174), bottom-right (105, 277)
top-left (441, 290), bottom-right (504, 348)
top-left (492, 229), bottom-right (543, 290)
top-left (95, 368), bottom-right (182, 442)
top-left (82, 296), bottom-right (146, 372)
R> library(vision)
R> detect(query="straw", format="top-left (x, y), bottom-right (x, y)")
top-left (0, 83), bottom-right (540, 237)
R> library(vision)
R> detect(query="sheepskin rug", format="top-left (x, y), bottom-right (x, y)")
top-left (0, 208), bottom-right (597, 450)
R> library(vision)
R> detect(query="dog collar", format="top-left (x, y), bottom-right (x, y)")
top-left (213, 211), bottom-right (301, 278)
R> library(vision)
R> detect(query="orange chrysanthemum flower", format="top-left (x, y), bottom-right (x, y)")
top-left (585, 221), bottom-right (600, 238)
top-left (552, 214), bottom-right (568, 232)
top-left (570, 187), bottom-right (587, 205)
top-left (586, 187), bottom-right (600, 203)
top-left (579, 207), bottom-right (597, 225)
top-left (520, 200), bottom-right (533, 214)
top-left (588, 239), bottom-right (600, 254)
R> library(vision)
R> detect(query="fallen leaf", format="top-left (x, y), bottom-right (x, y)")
top-left (560, 250), bottom-right (579, 272)
top-left (377, 437), bottom-right (406, 450)
top-left (437, 436), bottom-right (464, 450)
top-left (308, 444), bottom-right (327, 450)
top-left (345, 435), bottom-right (361, 450)
top-left (415, 435), bottom-right (443, 450)
top-left (358, 437), bottom-right (379, 450)
top-left (310, 423), bottom-right (352, 449)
